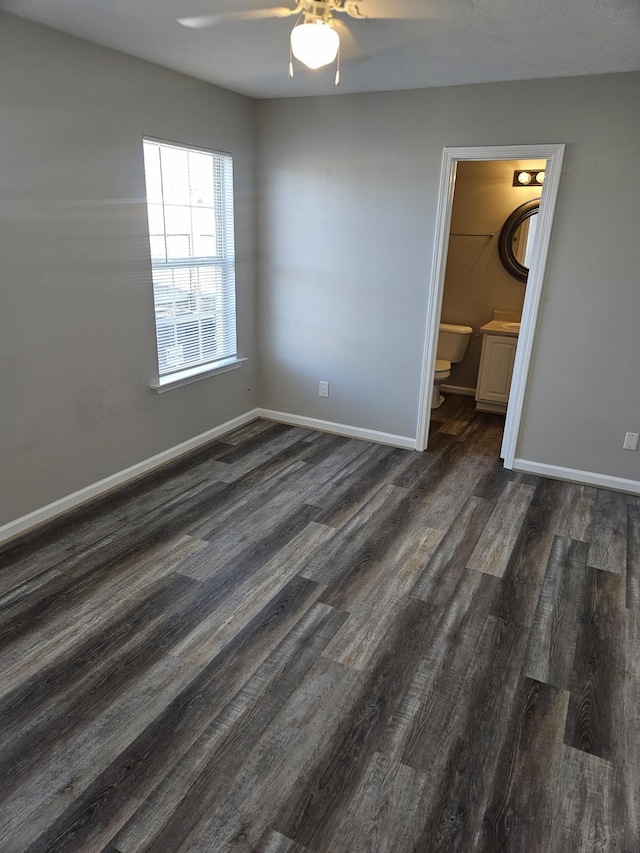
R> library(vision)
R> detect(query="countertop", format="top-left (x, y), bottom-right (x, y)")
top-left (479, 320), bottom-right (521, 337)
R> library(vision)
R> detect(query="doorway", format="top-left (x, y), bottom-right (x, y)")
top-left (415, 144), bottom-right (565, 466)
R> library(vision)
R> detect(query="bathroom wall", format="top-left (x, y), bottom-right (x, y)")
top-left (441, 160), bottom-right (543, 392)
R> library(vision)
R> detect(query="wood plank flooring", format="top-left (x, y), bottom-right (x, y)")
top-left (0, 396), bottom-right (638, 852)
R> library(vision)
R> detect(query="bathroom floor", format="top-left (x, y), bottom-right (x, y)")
top-left (0, 396), bottom-right (637, 851)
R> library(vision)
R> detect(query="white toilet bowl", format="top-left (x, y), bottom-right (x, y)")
top-left (432, 359), bottom-right (451, 410)
top-left (431, 323), bottom-right (473, 410)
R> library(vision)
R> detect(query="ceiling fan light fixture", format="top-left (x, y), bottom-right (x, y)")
top-left (290, 20), bottom-right (339, 69)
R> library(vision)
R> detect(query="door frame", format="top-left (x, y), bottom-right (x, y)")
top-left (415, 143), bottom-right (565, 464)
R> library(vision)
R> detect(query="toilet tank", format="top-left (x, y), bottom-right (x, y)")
top-left (438, 323), bottom-right (473, 363)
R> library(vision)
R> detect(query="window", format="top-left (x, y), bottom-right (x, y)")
top-left (143, 138), bottom-right (238, 386)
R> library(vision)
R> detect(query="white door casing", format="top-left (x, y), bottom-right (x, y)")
top-left (415, 144), bottom-right (566, 465)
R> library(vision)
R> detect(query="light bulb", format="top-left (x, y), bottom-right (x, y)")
top-left (537, 170), bottom-right (546, 184)
top-left (517, 171), bottom-right (532, 185)
top-left (290, 21), bottom-right (339, 70)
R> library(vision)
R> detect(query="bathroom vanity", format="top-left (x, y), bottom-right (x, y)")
top-left (475, 320), bottom-right (520, 413)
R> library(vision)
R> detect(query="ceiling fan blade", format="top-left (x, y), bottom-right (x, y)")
top-left (330, 19), bottom-right (366, 62)
top-left (178, 6), bottom-right (299, 29)
top-left (343, 0), bottom-right (471, 20)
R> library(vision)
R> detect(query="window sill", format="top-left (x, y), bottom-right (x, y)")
top-left (150, 357), bottom-right (247, 394)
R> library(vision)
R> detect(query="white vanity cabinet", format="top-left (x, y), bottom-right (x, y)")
top-left (475, 322), bottom-right (519, 413)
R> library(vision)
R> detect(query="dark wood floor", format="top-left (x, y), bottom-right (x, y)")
top-left (1, 395), bottom-right (638, 852)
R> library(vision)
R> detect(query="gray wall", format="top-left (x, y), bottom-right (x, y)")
top-left (2, 12), bottom-right (639, 529)
top-left (257, 73), bottom-right (640, 482)
top-left (0, 14), bottom-right (257, 526)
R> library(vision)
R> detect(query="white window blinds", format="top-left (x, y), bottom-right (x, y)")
top-left (143, 139), bottom-right (237, 378)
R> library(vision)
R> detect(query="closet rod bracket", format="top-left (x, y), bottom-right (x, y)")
top-left (450, 232), bottom-right (494, 238)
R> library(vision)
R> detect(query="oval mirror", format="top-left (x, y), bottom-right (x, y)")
top-left (498, 198), bottom-right (540, 283)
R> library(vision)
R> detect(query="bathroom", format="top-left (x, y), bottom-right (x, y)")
top-left (432, 159), bottom-right (545, 419)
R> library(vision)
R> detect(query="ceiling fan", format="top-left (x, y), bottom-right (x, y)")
top-left (178, 1), bottom-right (455, 85)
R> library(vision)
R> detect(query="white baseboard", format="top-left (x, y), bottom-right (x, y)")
top-left (7, 412), bottom-right (636, 546)
top-left (256, 408), bottom-right (416, 450)
top-left (441, 384), bottom-right (476, 398)
top-left (513, 458), bottom-right (640, 496)
top-left (0, 409), bottom-right (260, 546)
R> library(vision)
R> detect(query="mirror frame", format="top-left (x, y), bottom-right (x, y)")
top-left (498, 198), bottom-right (540, 283)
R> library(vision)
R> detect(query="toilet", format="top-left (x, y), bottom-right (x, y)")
top-left (432, 322), bottom-right (473, 409)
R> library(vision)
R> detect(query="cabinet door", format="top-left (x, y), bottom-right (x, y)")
top-left (476, 335), bottom-right (517, 403)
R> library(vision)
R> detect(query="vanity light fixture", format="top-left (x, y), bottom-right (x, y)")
top-left (513, 169), bottom-right (545, 187)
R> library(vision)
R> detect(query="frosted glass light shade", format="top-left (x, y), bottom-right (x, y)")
top-left (291, 21), bottom-right (339, 69)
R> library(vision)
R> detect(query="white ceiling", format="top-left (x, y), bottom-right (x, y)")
top-left (1, 0), bottom-right (639, 99)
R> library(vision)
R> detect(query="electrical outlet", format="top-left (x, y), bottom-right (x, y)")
top-left (319, 380), bottom-right (329, 398)
top-left (623, 432), bottom-right (639, 451)
top-left (244, 382), bottom-right (251, 397)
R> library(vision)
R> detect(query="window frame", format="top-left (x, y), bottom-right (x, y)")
top-left (142, 136), bottom-right (244, 392)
